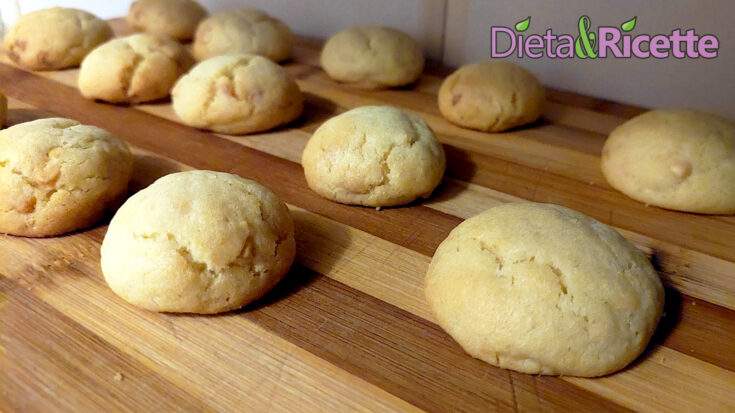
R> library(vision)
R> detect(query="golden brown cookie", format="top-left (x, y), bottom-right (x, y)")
top-left (602, 109), bottom-right (735, 214)
top-left (127, 0), bottom-right (207, 41)
top-left (302, 106), bottom-right (445, 206)
top-left (101, 170), bottom-right (296, 314)
top-left (0, 118), bottom-right (133, 236)
top-left (79, 33), bottom-right (193, 103)
top-left (192, 8), bottom-right (293, 62)
top-left (3, 7), bottom-right (113, 70)
top-left (172, 54), bottom-right (303, 134)
top-left (320, 26), bottom-right (424, 89)
top-left (426, 202), bottom-right (664, 377)
top-left (438, 62), bottom-right (545, 132)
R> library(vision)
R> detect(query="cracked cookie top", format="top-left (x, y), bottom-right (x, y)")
top-left (79, 33), bottom-right (194, 104)
top-left (171, 54), bottom-right (303, 135)
top-left (438, 61), bottom-right (545, 132)
top-left (0, 118), bottom-right (133, 236)
top-left (101, 170), bottom-right (296, 314)
top-left (302, 105), bottom-right (445, 207)
top-left (3, 7), bottom-right (113, 71)
top-left (320, 26), bottom-right (425, 90)
top-left (127, 0), bottom-right (208, 41)
top-left (602, 109), bottom-right (735, 214)
top-left (425, 202), bottom-right (664, 377)
top-left (192, 8), bottom-right (293, 62)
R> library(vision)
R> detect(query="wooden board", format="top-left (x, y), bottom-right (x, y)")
top-left (1, 19), bottom-right (734, 412)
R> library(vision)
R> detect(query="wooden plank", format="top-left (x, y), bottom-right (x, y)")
top-left (0, 277), bottom-right (210, 412)
top-left (0, 234), bottom-right (422, 413)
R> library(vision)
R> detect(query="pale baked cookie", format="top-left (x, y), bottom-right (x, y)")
top-left (0, 92), bottom-right (6, 128)
top-left (302, 106), bottom-right (445, 207)
top-left (425, 202), bottom-right (664, 377)
top-left (192, 8), bottom-right (293, 62)
top-left (172, 54), bottom-right (303, 134)
top-left (320, 26), bottom-right (425, 89)
top-left (3, 7), bottom-right (113, 71)
top-left (0, 118), bottom-right (133, 237)
top-left (602, 109), bottom-right (735, 214)
top-left (127, 0), bottom-right (207, 41)
top-left (438, 62), bottom-right (545, 132)
top-left (79, 34), bottom-right (193, 104)
top-left (101, 170), bottom-right (296, 314)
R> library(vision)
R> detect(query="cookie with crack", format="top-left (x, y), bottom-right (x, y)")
top-left (425, 202), bottom-right (664, 377)
top-left (302, 106), bottom-right (445, 207)
top-left (602, 109), bottom-right (735, 214)
top-left (3, 7), bottom-right (113, 71)
top-left (320, 26), bottom-right (425, 89)
top-left (438, 62), bottom-right (545, 132)
top-left (171, 54), bottom-right (303, 134)
top-left (192, 8), bottom-right (293, 62)
top-left (79, 34), bottom-right (193, 104)
top-left (0, 118), bottom-right (133, 237)
top-left (127, 0), bottom-right (207, 41)
top-left (101, 170), bottom-right (296, 314)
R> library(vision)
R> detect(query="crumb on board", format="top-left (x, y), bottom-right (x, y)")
top-left (375, 206), bottom-right (382, 211)
top-left (114, 372), bottom-right (124, 382)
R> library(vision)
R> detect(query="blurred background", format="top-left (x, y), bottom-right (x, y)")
top-left (2, 0), bottom-right (733, 117)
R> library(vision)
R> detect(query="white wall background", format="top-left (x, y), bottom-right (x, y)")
top-left (3, 0), bottom-right (734, 118)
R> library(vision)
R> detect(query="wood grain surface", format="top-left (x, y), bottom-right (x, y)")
top-left (1, 19), bottom-right (734, 412)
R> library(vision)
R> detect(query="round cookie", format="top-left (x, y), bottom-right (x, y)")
top-left (425, 202), bottom-right (664, 377)
top-left (0, 118), bottom-right (133, 237)
top-left (0, 92), bottom-right (6, 128)
top-left (438, 62), bottom-right (545, 132)
top-left (79, 34), bottom-right (193, 104)
top-left (602, 109), bottom-right (735, 214)
top-left (3, 7), bottom-right (113, 71)
top-left (100, 170), bottom-right (296, 314)
top-left (127, 0), bottom-right (207, 41)
top-left (302, 106), bottom-right (445, 207)
top-left (192, 8), bottom-right (293, 62)
top-left (172, 54), bottom-right (303, 134)
top-left (320, 26), bottom-right (425, 89)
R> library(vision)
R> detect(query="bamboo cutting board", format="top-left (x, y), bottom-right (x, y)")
top-left (1, 19), bottom-right (734, 412)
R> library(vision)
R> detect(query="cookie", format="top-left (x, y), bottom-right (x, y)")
top-left (425, 202), bottom-right (664, 377)
top-left (172, 54), bottom-right (303, 134)
top-left (79, 34), bottom-right (193, 104)
top-left (302, 106), bottom-right (445, 206)
top-left (602, 109), bottom-right (735, 214)
top-left (320, 26), bottom-right (424, 89)
top-left (3, 7), bottom-right (113, 71)
top-left (192, 8), bottom-right (293, 62)
top-left (0, 118), bottom-right (133, 237)
top-left (101, 170), bottom-right (296, 314)
top-left (127, 0), bottom-right (207, 41)
top-left (438, 62), bottom-right (545, 132)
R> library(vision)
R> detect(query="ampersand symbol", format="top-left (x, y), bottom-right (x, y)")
top-left (575, 15), bottom-right (598, 59)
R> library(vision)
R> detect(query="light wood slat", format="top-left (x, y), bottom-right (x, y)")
top-left (0, 277), bottom-right (211, 412)
top-left (0, 235), bottom-right (422, 413)
top-left (567, 347), bottom-right (735, 412)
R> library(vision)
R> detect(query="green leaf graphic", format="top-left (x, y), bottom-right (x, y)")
top-left (515, 17), bottom-right (531, 32)
top-left (621, 16), bottom-right (637, 32)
